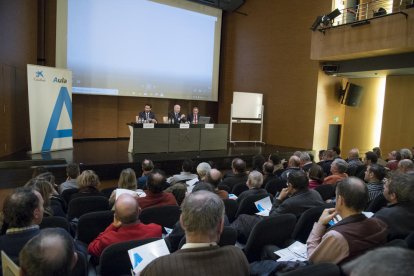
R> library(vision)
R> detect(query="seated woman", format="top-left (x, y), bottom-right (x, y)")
top-left (109, 168), bottom-right (144, 207)
top-left (70, 170), bottom-right (104, 201)
top-left (308, 164), bottom-right (325, 189)
top-left (25, 178), bottom-right (65, 217)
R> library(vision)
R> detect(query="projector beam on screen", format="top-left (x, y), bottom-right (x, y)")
top-left (56, 0), bottom-right (221, 101)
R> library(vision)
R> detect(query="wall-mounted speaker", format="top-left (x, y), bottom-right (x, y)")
top-left (344, 83), bottom-right (363, 107)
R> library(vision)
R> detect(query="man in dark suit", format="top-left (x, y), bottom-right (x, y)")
top-left (138, 104), bottom-right (157, 123)
top-left (168, 104), bottom-right (186, 124)
top-left (187, 106), bottom-right (200, 124)
top-left (141, 191), bottom-right (249, 275)
top-left (0, 188), bottom-right (44, 266)
top-left (374, 172), bottom-right (414, 239)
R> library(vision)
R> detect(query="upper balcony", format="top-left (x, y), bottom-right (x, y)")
top-left (310, 1), bottom-right (414, 61)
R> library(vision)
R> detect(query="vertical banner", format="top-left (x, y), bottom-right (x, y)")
top-left (27, 65), bottom-right (73, 153)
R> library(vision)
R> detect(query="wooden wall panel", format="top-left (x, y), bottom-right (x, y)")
top-left (380, 75), bottom-right (414, 155)
top-left (219, 0), bottom-right (331, 149)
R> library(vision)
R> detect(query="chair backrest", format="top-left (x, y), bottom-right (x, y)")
top-left (178, 226), bottom-right (238, 249)
top-left (223, 199), bottom-right (239, 223)
top-left (1, 250), bottom-right (20, 276)
top-left (231, 183), bottom-right (249, 196)
top-left (140, 205), bottom-right (181, 229)
top-left (61, 188), bottom-right (79, 204)
top-left (243, 214), bottom-right (297, 262)
top-left (292, 204), bottom-right (333, 243)
top-left (365, 193), bottom-right (387, 212)
top-left (265, 178), bottom-right (286, 197)
top-left (280, 262), bottom-right (340, 276)
top-left (99, 238), bottom-right (160, 276)
top-left (67, 196), bottom-right (109, 221)
top-left (314, 184), bottom-right (336, 201)
top-left (77, 210), bottom-right (114, 245)
top-left (101, 187), bottom-right (117, 199)
top-left (39, 216), bottom-right (71, 233)
top-left (235, 194), bottom-right (269, 218)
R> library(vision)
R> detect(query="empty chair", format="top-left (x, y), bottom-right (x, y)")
top-left (178, 226), bottom-right (238, 249)
top-left (231, 183), bottom-right (249, 196)
top-left (243, 214), bottom-right (297, 262)
top-left (140, 205), bottom-right (181, 229)
top-left (315, 184), bottom-right (336, 201)
top-left (235, 194), bottom-right (269, 218)
top-left (77, 210), bottom-right (114, 245)
top-left (223, 199), bottom-right (239, 223)
top-left (67, 196), bottom-right (109, 221)
top-left (39, 216), bottom-right (71, 233)
top-left (99, 238), bottom-right (160, 276)
top-left (292, 203), bottom-right (334, 243)
top-left (61, 188), bottom-right (79, 204)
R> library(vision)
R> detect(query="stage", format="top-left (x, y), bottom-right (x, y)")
top-left (0, 139), bottom-right (306, 189)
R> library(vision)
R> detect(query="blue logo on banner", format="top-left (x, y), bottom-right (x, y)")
top-left (35, 71), bottom-right (44, 78)
top-left (133, 253), bottom-right (143, 268)
top-left (41, 87), bottom-right (72, 152)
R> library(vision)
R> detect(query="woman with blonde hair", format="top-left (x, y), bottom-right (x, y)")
top-left (109, 168), bottom-right (142, 206)
top-left (70, 170), bottom-right (103, 201)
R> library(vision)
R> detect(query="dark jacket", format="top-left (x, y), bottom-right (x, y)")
top-left (375, 203), bottom-right (414, 239)
top-left (270, 189), bottom-right (324, 217)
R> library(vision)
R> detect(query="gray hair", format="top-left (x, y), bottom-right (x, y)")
top-left (248, 170), bottom-right (263, 188)
top-left (196, 162), bottom-right (211, 178)
top-left (181, 191), bottom-right (224, 235)
top-left (299, 152), bottom-right (311, 162)
top-left (398, 159), bottom-right (414, 173)
top-left (400, 148), bottom-right (413, 160)
top-left (343, 247), bottom-right (414, 276)
top-left (332, 159), bottom-right (348, 173)
top-left (387, 173), bottom-right (414, 203)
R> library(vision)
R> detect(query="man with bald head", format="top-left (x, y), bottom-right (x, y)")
top-left (88, 193), bottom-right (162, 257)
top-left (205, 168), bottom-right (228, 199)
top-left (280, 155), bottom-right (301, 181)
top-left (307, 177), bottom-right (387, 264)
top-left (20, 228), bottom-right (78, 276)
top-left (168, 104), bottom-right (186, 124)
top-left (142, 191), bottom-right (249, 275)
top-left (220, 158), bottom-right (248, 191)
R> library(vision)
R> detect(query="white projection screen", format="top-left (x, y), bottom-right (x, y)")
top-left (56, 0), bottom-right (222, 101)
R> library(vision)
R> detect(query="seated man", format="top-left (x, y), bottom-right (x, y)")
top-left (142, 191), bottom-right (249, 275)
top-left (168, 104), bottom-right (186, 124)
top-left (137, 159), bottom-right (154, 190)
top-left (237, 170), bottom-right (268, 204)
top-left (59, 162), bottom-right (80, 194)
top-left (0, 188), bottom-right (44, 264)
top-left (187, 106), bottom-right (200, 124)
top-left (307, 177), bottom-right (387, 264)
top-left (323, 159), bottom-right (348, 185)
top-left (138, 170), bottom-right (177, 209)
top-left (138, 104), bottom-right (157, 123)
top-left (280, 156), bottom-right (302, 182)
top-left (364, 163), bottom-right (386, 203)
top-left (19, 228), bottom-right (78, 276)
top-left (270, 170), bottom-right (324, 217)
top-left (374, 172), bottom-right (414, 239)
top-left (88, 193), bottom-right (162, 257)
top-left (220, 158), bottom-right (248, 191)
top-left (168, 159), bottom-right (198, 185)
top-left (205, 168), bottom-right (228, 199)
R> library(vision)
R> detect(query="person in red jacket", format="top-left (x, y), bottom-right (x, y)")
top-left (138, 170), bottom-right (177, 209)
top-left (88, 193), bottom-right (162, 257)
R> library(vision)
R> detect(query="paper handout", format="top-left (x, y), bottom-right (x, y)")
top-left (128, 239), bottom-right (170, 274)
top-left (254, 196), bottom-right (272, 216)
top-left (115, 188), bottom-right (146, 199)
top-left (274, 241), bottom-right (307, 262)
top-left (186, 178), bottom-right (199, 193)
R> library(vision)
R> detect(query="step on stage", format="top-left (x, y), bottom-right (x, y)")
top-left (0, 139), bottom-right (306, 189)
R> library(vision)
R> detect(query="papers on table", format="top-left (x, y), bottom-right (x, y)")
top-left (254, 196), bottom-right (272, 216)
top-left (128, 239), bottom-right (170, 274)
top-left (274, 241), bottom-right (307, 262)
top-left (186, 178), bottom-right (199, 193)
top-left (115, 188), bottom-right (146, 199)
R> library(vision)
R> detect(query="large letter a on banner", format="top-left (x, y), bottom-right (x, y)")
top-left (42, 87), bottom-right (73, 152)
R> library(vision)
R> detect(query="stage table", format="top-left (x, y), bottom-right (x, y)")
top-left (128, 123), bottom-right (228, 154)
